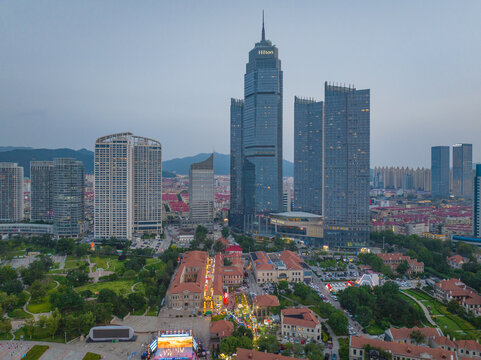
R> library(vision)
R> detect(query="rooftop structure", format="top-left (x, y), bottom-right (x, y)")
top-left (350, 336), bottom-right (455, 360)
top-left (250, 250), bottom-right (311, 284)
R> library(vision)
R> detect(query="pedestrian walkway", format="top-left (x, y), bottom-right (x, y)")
top-left (0, 341), bottom-right (31, 360)
top-left (402, 291), bottom-right (437, 326)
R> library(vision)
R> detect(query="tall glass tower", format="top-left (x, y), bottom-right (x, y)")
top-left (52, 158), bottom-right (85, 237)
top-left (242, 14), bottom-right (283, 218)
top-left (452, 143), bottom-right (473, 199)
top-left (30, 161), bottom-right (54, 222)
top-left (189, 154), bottom-right (214, 225)
top-left (431, 146), bottom-right (450, 197)
top-left (473, 164), bottom-right (481, 237)
top-left (324, 83), bottom-right (370, 248)
top-left (294, 97), bottom-right (323, 215)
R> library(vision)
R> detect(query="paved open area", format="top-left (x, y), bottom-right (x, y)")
top-left (0, 341), bottom-right (119, 360)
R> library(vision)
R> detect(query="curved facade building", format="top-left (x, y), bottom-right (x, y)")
top-left (94, 133), bottom-right (162, 240)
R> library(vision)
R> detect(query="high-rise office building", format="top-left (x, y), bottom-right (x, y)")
top-left (229, 98), bottom-right (244, 228)
top-left (294, 97), bottom-right (323, 215)
top-left (94, 132), bottom-right (162, 241)
top-left (431, 146), bottom-right (450, 197)
top-left (52, 158), bottom-right (84, 237)
top-left (189, 154), bottom-right (214, 224)
top-left (242, 15), bottom-right (283, 219)
top-left (323, 83), bottom-right (370, 248)
top-left (0, 163), bottom-right (24, 222)
top-left (473, 164), bottom-right (481, 238)
top-left (30, 161), bottom-right (54, 222)
top-left (452, 143), bottom-right (473, 198)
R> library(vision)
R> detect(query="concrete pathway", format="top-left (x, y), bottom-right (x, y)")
top-left (402, 291), bottom-right (437, 326)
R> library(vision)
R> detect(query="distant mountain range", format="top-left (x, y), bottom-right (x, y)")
top-left (0, 148), bottom-right (294, 177)
top-left (163, 152), bottom-right (294, 176)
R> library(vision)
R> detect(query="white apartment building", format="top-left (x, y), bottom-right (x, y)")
top-left (94, 133), bottom-right (162, 241)
top-left (0, 163), bottom-right (24, 222)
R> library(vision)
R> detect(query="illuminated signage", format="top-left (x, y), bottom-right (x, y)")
top-left (150, 339), bottom-right (158, 353)
top-left (258, 50), bottom-right (274, 55)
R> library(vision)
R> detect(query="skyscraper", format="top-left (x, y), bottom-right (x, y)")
top-left (189, 154), bottom-right (214, 225)
top-left (473, 164), bottom-right (481, 238)
top-left (94, 133), bottom-right (162, 241)
top-left (52, 158), bottom-right (84, 237)
top-left (231, 14), bottom-right (283, 226)
top-left (431, 146), bottom-right (450, 197)
top-left (323, 83), bottom-right (370, 248)
top-left (452, 143), bottom-right (473, 198)
top-left (133, 137), bottom-right (163, 233)
top-left (294, 97), bottom-right (323, 215)
top-left (229, 98), bottom-right (244, 228)
top-left (0, 163), bottom-right (24, 222)
top-left (30, 161), bottom-right (54, 222)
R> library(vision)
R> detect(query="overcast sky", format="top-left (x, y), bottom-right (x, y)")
top-left (1, 1), bottom-right (480, 166)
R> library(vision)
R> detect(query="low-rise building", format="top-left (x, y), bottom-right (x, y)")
top-left (166, 251), bottom-right (207, 310)
top-left (251, 250), bottom-right (312, 284)
top-left (0, 223), bottom-right (53, 237)
top-left (434, 279), bottom-right (481, 315)
top-left (281, 307), bottom-right (321, 342)
top-left (447, 255), bottom-right (469, 269)
top-left (384, 326), bottom-right (442, 344)
top-left (253, 294), bottom-right (280, 318)
top-left (349, 336), bottom-right (456, 360)
top-left (270, 211), bottom-right (324, 244)
top-left (377, 253), bottom-right (424, 275)
top-left (210, 320), bottom-right (234, 340)
top-left (235, 348), bottom-right (302, 360)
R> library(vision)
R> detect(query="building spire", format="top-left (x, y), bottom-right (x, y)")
top-left (261, 10), bottom-right (265, 41)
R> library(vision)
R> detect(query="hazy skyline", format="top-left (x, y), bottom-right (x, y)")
top-left (1, 1), bottom-right (480, 166)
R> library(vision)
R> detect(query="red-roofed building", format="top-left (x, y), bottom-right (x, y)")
top-left (377, 253), bottom-right (424, 274)
top-left (235, 348), bottom-right (302, 360)
top-left (210, 320), bottom-right (234, 340)
top-left (385, 326), bottom-right (442, 344)
top-left (251, 250), bottom-right (311, 284)
top-left (166, 251), bottom-right (207, 309)
top-left (447, 255), bottom-right (469, 269)
top-left (226, 245), bottom-right (243, 256)
top-left (434, 279), bottom-right (481, 315)
top-left (253, 294), bottom-right (280, 318)
top-left (349, 336), bottom-right (456, 360)
top-left (281, 307), bottom-right (321, 341)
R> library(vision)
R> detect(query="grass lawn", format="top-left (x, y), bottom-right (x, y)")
top-left (365, 323), bottom-right (385, 335)
top-left (133, 305), bottom-right (148, 315)
top-left (90, 256), bottom-right (118, 271)
top-left (23, 345), bottom-right (49, 360)
top-left (404, 288), bottom-right (433, 301)
top-left (64, 256), bottom-right (88, 270)
top-left (402, 289), bottom-right (481, 340)
top-left (76, 280), bottom-right (134, 296)
top-left (27, 297), bottom-right (52, 313)
top-left (107, 259), bottom-right (124, 272)
top-left (83, 353), bottom-right (102, 360)
top-left (146, 307), bottom-right (159, 316)
top-left (145, 261), bottom-right (164, 271)
top-left (146, 258), bottom-right (158, 265)
top-left (0, 332), bottom-right (13, 340)
top-left (15, 327), bottom-right (66, 343)
top-left (8, 307), bottom-right (33, 319)
top-left (133, 282), bottom-right (145, 293)
top-left (435, 314), bottom-right (481, 340)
